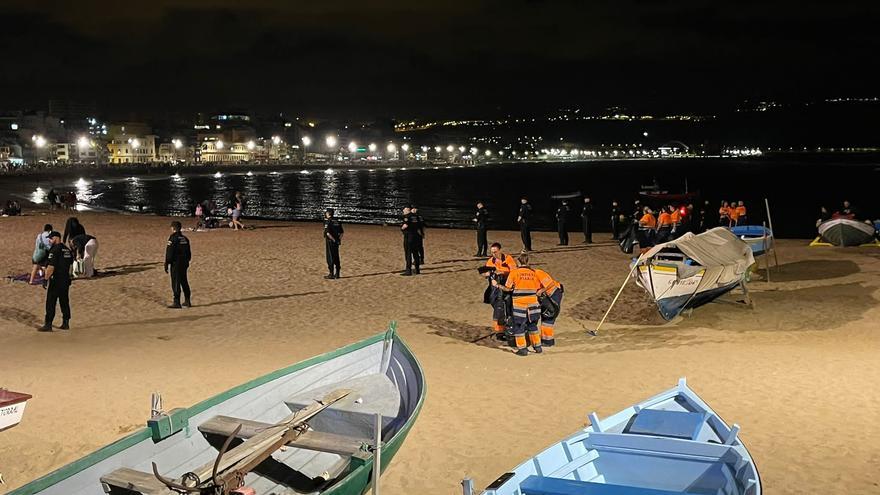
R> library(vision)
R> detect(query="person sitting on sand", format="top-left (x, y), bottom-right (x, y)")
top-left (29, 224), bottom-right (54, 284)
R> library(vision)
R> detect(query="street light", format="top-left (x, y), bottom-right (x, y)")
top-left (348, 142), bottom-right (358, 153)
top-left (77, 136), bottom-right (90, 148)
top-left (447, 145), bottom-right (455, 152)
top-left (387, 143), bottom-right (397, 153)
top-left (129, 138), bottom-right (141, 148)
top-left (301, 136), bottom-right (312, 147)
top-left (458, 146), bottom-right (466, 153)
top-left (325, 136), bottom-right (337, 148)
top-left (401, 143), bottom-right (410, 152)
top-left (434, 146), bottom-right (442, 153)
top-left (368, 143), bottom-right (377, 152)
top-left (272, 135), bottom-right (282, 145)
top-left (172, 139), bottom-right (183, 149)
top-left (246, 140), bottom-right (256, 150)
top-left (216, 140), bottom-right (224, 150)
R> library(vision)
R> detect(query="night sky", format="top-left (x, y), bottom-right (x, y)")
top-left (2, 0), bottom-right (877, 119)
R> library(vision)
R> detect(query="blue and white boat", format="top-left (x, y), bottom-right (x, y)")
top-left (477, 378), bottom-right (760, 495)
top-left (729, 225), bottom-right (773, 257)
top-left (634, 228), bottom-right (754, 320)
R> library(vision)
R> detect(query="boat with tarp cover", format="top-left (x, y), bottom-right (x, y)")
top-left (634, 228), bottom-right (754, 320)
top-left (8, 323), bottom-right (424, 495)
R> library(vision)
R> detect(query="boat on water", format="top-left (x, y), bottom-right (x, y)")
top-left (8, 324), bottom-right (425, 495)
top-left (817, 218), bottom-right (876, 246)
top-left (639, 178), bottom-right (699, 203)
top-left (729, 225), bottom-right (774, 257)
top-left (634, 228), bottom-right (754, 320)
top-left (476, 378), bottom-right (760, 495)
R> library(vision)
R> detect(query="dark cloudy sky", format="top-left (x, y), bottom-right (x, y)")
top-left (1, 0), bottom-right (877, 119)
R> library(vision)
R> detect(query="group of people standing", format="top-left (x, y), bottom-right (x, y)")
top-left (32, 217), bottom-right (99, 331)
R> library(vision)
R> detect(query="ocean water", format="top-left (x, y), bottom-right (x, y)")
top-left (12, 156), bottom-right (880, 238)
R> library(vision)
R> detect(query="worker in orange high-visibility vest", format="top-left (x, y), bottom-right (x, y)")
top-left (719, 201), bottom-right (732, 227)
top-left (493, 253), bottom-right (543, 356)
top-left (670, 205), bottom-right (682, 236)
top-left (734, 201), bottom-right (747, 226)
top-left (637, 206), bottom-right (657, 254)
top-left (534, 265), bottom-right (563, 347)
top-left (483, 242), bottom-right (517, 337)
top-left (655, 206), bottom-right (674, 244)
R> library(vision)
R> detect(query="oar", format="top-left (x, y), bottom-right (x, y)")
top-left (588, 257), bottom-right (641, 335)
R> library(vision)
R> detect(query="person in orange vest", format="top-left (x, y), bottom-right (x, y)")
top-left (718, 201), bottom-right (731, 227)
top-left (655, 206), bottom-right (674, 244)
top-left (637, 206), bottom-right (656, 254)
top-left (734, 201), bottom-right (747, 225)
top-left (534, 265), bottom-right (563, 347)
top-left (483, 242), bottom-right (517, 337)
top-left (492, 253), bottom-right (543, 356)
top-left (670, 205), bottom-right (682, 234)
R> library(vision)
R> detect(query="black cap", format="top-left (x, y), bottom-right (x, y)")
top-left (326, 208), bottom-right (335, 215)
top-left (48, 231), bottom-right (61, 239)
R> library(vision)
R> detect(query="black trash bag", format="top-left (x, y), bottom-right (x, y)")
top-left (619, 223), bottom-right (638, 254)
top-left (539, 293), bottom-right (560, 320)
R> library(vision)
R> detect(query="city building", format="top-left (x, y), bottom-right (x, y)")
top-left (107, 123), bottom-right (157, 164)
top-left (55, 143), bottom-right (72, 162)
top-left (198, 139), bottom-right (251, 163)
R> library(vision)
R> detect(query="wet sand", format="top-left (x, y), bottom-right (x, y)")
top-left (1, 211), bottom-right (879, 494)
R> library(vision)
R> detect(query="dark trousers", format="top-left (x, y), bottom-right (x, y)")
top-left (415, 235), bottom-right (425, 264)
top-left (557, 221), bottom-right (568, 245)
top-left (45, 281), bottom-right (71, 325)
top-left (404, 236), bottom-right (420, 274)
top-left (582, 217), bottom-right (592, 243)
top-left (476, 228), bottom-right (488, 256)
top-left (325, 240), bottom-right (340, 275)
top-left (520, 222), bottom-right (532, 251)
top-left (170, 263), bottom-right (191, 303)
top-left (611, 217), bottom-right (620, 240)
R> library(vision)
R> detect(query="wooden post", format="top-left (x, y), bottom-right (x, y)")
top-left (592, 260), bottom-right (640, 335)
top-left (763, 221), bottom-right (770, 283)
top-left (372, 413), bottom-right (382, 495)
top-left (764, 198), bottom-right (780, 269)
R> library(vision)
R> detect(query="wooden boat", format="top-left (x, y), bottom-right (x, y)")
top-left (729, 225), bottom-right (773, 257)
top-left (0, 389), bottom-right (32, 432)
top-left (8, 323), bottom-right (425, 495)
top-left (634, 228), bottom-right (754, 320)
top-left (476, 378), bottom-right (761, 495)
top-left (817, 218), bottom-right (876, 246)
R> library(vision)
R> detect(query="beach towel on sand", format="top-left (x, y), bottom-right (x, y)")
top-left (6, 273), bottom-right (46, 285)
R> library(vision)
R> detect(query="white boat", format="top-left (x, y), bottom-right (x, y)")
top-left (634, 228), bottom-right (754, 320)
top-left (817, 218), bottom-right (876, 246)
top-left (0, 389), bottom-right (32, 432)
top-left (476, 378), bottom-right (760, 495)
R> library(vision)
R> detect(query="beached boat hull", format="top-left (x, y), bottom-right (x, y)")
top-left (634, 228), bottom-right (753, 321)
top-left (818, 218), bottom-right (875, 246)
top-left (0, 390), bottom-right (32, 432)
top-left (480, 378), bottom-right (761, 495)
top-left (730, 225), bottom-right (773, 257)
top-left (8, 324), bottom-right (425, 495)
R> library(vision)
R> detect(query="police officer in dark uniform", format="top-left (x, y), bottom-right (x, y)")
top-left (473, 201), bottom-right (490, 256)
top-left (323, 208), bottom-right (344, 279)
top-left (39, 231), bottom-right (73, 332)
top-left (610, 200), bottom-right (621, 240)
top-left (556, 200), bottom-right (570, 245)
top-left (165, 221), bottom-right (192, 308)
top-left (581, 197), bottom-right (593, 244)
top-left (400, 207), bottom-right (420, 275)
top-left (411, 206), bottom-right (426, 264)
top-left (517, 197), bottom-right (533, 251)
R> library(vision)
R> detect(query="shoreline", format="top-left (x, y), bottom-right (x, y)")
top-left (1, 210), bottom-right (879, 494)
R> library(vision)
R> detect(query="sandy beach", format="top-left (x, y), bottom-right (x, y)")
top-left (1, 210), bottom-right (880, 494)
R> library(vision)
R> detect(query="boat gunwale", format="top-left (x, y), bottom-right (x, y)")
top-left (8, 322), bottom-right (426, 495)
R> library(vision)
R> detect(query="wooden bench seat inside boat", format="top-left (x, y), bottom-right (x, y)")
top-left (520, 475), bottom-right (702, 495)
top-left (284, 374), bottom-right (400, 439)
top-left (198, 415), bottom-right (371, 456)
top-left (100, 467), bottom-right (175, 495)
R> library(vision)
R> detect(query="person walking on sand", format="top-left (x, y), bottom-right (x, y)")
top-left (38, 231), bottom-right (73, 332)
top-left (165, 221), bottom-right (192, 308)
top-left (400, 206), bottom-right (420, 275)
top-left (230, 192), bottom-right (245, 230)
top-left (29, 224), bottom-right (53, 284)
